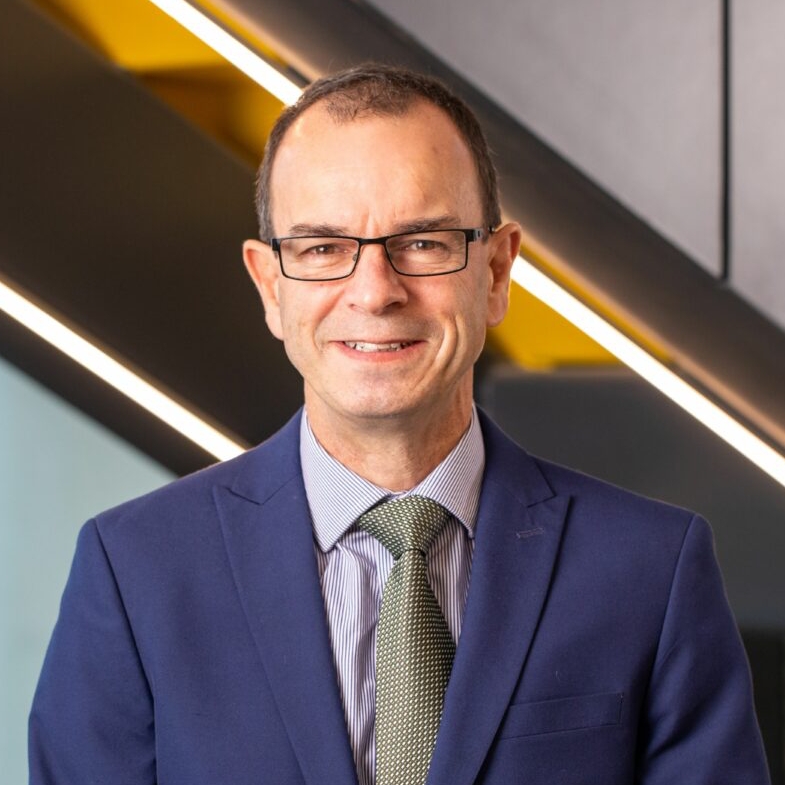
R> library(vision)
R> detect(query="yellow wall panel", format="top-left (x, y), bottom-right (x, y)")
top-left (489, 282), bottom-right (616, 369)
top-left (34, 0), bottom-right (223, 70)
top-left (141, 67), bottom-right (282, 163)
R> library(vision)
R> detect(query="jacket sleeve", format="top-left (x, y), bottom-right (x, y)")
top-left (638, 514), bottom-right (770, 784)
top-left (29, 519), bottom-right (156, 784)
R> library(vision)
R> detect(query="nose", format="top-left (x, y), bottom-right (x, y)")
top-left (343, 241), bottom-right (409, 313)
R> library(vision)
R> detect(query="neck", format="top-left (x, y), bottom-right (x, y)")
top-left (305, 398), bottom-right (473, 492)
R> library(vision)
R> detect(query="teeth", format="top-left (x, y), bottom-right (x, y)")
top-left (344, 341), bottom-right (412, 352)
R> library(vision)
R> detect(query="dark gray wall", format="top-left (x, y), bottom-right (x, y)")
top-left (0, 0), bottom-right (302, 473)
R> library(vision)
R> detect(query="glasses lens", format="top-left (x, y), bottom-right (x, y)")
top-left (279, 237), bottom-right (359, 280)
top-left (386, 230), bottom-right (466, 275)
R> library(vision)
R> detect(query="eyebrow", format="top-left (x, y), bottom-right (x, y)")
top-left (284, 215), bottom-right (463, 238)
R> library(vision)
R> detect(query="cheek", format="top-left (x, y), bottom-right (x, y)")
top-left (277, 304), bottom-right (314, 379)
top-left (274, 289), bottom-right (305, 351)
top-left (276, 286), bottom-right (331, 349)
top-left (264, 292), bottom-right (284, 341)
top-left (436, 281), bottom-right (489, 360)
top-left (458, 272), bottom-right (492, 337)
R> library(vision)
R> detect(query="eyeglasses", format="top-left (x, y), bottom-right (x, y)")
top-left (268, 227), bottom-right (491, 281)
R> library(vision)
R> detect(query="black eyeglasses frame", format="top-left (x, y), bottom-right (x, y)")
top-left (267, 226), bottom-right (494, 282)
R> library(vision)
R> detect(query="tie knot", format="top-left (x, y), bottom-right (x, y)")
top-left (357, 495), bottom-right (450, 559)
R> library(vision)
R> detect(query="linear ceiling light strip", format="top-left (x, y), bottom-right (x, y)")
top-left (0, 279), bottom-right (245, 461)
top-left (146, 0), bottom-right (303, 105)
top-left (513, 258), bottom-right (785, 487)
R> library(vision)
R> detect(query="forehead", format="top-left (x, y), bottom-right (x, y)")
top-left (268, 100), bottom-right (483, 233)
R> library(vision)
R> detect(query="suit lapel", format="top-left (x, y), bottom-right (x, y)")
top-left (427, 415), bottom-right (570, 785)
top-left (214, 415), bottom-right (359, 785)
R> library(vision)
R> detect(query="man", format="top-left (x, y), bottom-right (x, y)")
top-left (30, 64), bottom-right (769, 784)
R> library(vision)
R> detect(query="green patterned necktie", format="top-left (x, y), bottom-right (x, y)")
top-left (357, 495), bottom-right (456, 785)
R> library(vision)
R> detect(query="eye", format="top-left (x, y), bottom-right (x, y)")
top-left (291, 238), bottom-right (356, 259)
top-left (305, 242), bottom-right (344, 256)
top-left (408, 238), bottom-right (443, 252)
top-left (391, 235), bottom-right (449, 255)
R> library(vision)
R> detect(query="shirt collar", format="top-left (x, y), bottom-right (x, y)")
top-left (300, 407), bottom-right (485, 553)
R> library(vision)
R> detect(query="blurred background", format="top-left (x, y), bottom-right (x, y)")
top-left (1, 0), bottom-right (784, 781)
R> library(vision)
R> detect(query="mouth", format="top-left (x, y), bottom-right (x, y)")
top-left (342, 341), bottom-right (416, 353)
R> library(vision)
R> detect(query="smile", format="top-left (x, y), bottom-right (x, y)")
top-left (343, 341), bottom-right (414, 352)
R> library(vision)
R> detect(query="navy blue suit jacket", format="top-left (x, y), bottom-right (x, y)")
top-left (30, 411), bottom-right (770, 784)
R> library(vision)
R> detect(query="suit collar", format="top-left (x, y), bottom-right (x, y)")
top-left (227, 407), bottom-right (553, 507)
top-left (228, 409), bottom-right (304, 504)
top-left (476, 408), bottom-right (555, 506)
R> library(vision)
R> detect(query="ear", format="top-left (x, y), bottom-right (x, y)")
top-left (485, 221), bottom-right (522, 327)
top-left (243, 239), bottom-right (284, 340)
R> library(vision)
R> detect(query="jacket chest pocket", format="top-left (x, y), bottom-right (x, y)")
top-left (498, 691), bottom-right (623, 739)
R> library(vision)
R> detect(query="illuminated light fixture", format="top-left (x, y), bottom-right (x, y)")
top-left (0, 278), bottom-right (246, 462)
top-left (512, 257), bottom-right (785, 488)
top-left (146, 0), bottom-right (303, 105)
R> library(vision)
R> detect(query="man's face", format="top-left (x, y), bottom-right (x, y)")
top-left (244, 100), bottom-right (519, 434)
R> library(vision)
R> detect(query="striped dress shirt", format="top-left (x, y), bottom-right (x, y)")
top-left (300, 408), bottom-right (485, 785)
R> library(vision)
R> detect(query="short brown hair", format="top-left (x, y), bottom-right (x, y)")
top-left (255, 63), bottom-right (501, 239)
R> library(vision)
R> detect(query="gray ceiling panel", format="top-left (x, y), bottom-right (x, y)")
top-left (731, 0), bottom-right (785, 331)
top-left (366, 0), bottom-right (723, 276)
